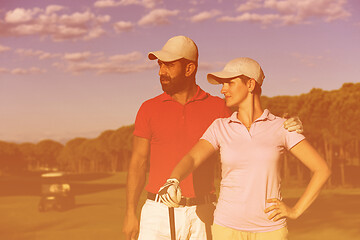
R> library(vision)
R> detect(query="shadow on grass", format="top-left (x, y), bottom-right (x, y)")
top-left (0, 172), bottom-right (125, 197)
top-left (286, 194), bottom-right (360, 235)
top-left (71, 203), bottom-right (106, 209)
top-left (38, 203), bottom-right (106, 212)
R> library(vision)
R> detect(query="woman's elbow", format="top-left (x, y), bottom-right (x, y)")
top-left (321, 165), bottom-right (332, 180)
top-left (314, 164), bottom-right (331, 180)
top-left (325, 166), bottom-right (332, 179)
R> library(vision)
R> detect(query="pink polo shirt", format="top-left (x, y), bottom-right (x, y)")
top-left (201, 109), bottom-right (305, 232)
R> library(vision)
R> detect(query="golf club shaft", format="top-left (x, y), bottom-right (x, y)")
top-left (168, 207), bottom-right (176, 240)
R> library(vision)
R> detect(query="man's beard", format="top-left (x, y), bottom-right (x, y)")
top-left (161, 76), bottom-right (187, 95)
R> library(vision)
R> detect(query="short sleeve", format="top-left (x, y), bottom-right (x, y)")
top-left (200, 119), bottom-right (221, 151)
top-left (133, 102), bottom-right (151, 139)
top-left (284, 130), bottom-right (305, 150)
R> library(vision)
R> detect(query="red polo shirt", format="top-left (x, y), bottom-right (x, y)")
top-left (134, 86), bottom-right (231, 197)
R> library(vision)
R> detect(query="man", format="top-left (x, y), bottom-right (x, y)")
top-left (122, 36), bottom-right (302, 240)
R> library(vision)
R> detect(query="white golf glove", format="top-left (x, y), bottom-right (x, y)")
top-left (158, 178), bottom-right (182, 208)
top-left (284, 116), bottom-right (303, 133)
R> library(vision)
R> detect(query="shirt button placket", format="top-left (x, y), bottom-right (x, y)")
top-left (182, 105), bottom-right (186, 123)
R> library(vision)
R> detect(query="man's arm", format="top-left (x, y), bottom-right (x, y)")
top-left (122, 136), bottom-right (150, 240)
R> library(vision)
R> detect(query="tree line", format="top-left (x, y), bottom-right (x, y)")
top-left (0, 82), bottom-right (359, 187)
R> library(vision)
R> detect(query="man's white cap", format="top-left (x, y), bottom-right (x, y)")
top-left (148, 35), bottom-right (198, 62)
top-left (207, 57), bottom-right (265, 86)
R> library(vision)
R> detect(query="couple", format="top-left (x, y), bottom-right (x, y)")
top-left (123, 35), bottom-right (330, 240)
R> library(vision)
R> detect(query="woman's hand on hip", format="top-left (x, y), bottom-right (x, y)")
top-left (264, 198), bottom-right (299, 221)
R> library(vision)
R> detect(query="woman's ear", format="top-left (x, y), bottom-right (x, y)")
top-left (185, 62), bottom-right (196, 77)
top-left (248, 79), bottom-right (256, 93)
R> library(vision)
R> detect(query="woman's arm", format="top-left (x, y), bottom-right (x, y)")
top-left (157, 139), bottom-right (217, 207)
top-left (265, 139), bottom-right (331, 221)
top-left (170, 139), bottom-right (217, 181)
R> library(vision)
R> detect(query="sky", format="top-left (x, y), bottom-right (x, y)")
top-left (0, 0), bottom-right (359, 144)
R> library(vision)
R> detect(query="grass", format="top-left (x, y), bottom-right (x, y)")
top-left (0, 172), bottom-right (359, 240)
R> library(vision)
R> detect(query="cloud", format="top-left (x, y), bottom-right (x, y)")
top-left (97, 62), bottom-right (156, 74)
top-left (218, 13), bottom-right (281, 25)
top-left (190, 10), bottom-right (222, 23)
top-left (0, 7), bottom-right (111, 41)
top-left (5, 8), bottom-right (41, 24)
top-left (38, 52), bottom-right (59, 60)
top-left (264, 0), bottom-right (351, 23)
top-left (114, 21), bottom-right (134, 33)
top-left (94, 0), bottom-right (162, 9)
top-left (108, 51), bottom-right (142, 62)
top-left (15, 48), bottom-right (61, 59)
top-left (138, 8), bottom-right (179, 26)
top-left (10, 48), bottom-right (152, 75)
top-left (59, 11), bottom-right (94, 25)
top-left (83, 26), bottom-right (107, 40)
top-left (0, 68), bottom-right (9, 73)
top-left (237, 0), bottom-right (262, 12)
top-left (10, 67), bottom-right (47, 75)
top-left (0, 44), bottom-right (11, 53)
top-left (45, 5), bottom-right (65, 15)
top-left (142, 0), bottom-right (163, 8)
top-left (219, 0), bottom-right (351, 26)
top-left (64, 51), bottom-right (92, 61)
top-left (56, 51), bottom-right (155, 74)
top-left (94, 0), bottom-right (133, 8)
top-left (189, 0), bottom-right (206, 5)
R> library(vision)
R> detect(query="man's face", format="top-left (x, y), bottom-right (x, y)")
top-left (158, 59), bottom-right (187, 95)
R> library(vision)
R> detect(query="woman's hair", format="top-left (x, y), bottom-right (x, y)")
top-left (239, 75), bottom-right (262, 95)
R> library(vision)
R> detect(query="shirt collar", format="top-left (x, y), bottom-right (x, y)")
top-left (160, 85), bottom-right (208, 103)
top-left (228, 109), bottom-right (276, 124)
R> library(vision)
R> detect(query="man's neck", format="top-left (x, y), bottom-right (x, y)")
top-left (170, 83), bottom-right (198, 105)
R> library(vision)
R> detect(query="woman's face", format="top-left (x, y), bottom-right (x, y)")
top-left (220, 77), bottom-right (249, 108)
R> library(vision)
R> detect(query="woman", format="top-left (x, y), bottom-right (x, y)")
top-left (158, 57), bottom-right (331, 240)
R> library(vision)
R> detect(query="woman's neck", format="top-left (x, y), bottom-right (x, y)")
top-left (236, 94), bottom-right (263, 128)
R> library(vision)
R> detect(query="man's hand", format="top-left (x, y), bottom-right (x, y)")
top-left (283, 115), bottom-right (303, 133)
top-left (158, 178), bottom-right (182, 208)
top-left (122, 212), bottom-right (139, 240)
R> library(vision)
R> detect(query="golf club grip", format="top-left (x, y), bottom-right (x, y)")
top-left (168, 207), bottom-right (176, 240)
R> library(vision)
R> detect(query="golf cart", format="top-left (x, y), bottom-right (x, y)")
top-left (38, 172), bottom-right (75, 212)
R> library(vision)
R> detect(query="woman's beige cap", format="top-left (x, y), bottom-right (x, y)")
top-left (207, 57), bottom-right (265, 86)
top-left (148, 35), bottom-right (198, 62)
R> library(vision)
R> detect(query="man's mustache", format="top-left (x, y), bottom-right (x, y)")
top-left (160, 76), bottom-right (171, 82)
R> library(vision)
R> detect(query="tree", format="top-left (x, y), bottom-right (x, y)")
top-left (35, 140), bottom-right (63, 169)
top-left (0, 141), bottom-right (26, 174)
top-left (18, 142), bottom-right (37, 170)
top-left (110, 125), bottom-right (134, 171)
top-left (57, 138), bottom-right (87, 172)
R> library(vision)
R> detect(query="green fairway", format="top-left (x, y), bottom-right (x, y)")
top-left (0, 172), bottom-right (359, 240)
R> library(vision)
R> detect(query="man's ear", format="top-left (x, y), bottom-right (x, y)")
top-left (185, 62), bottom-right (196, 77)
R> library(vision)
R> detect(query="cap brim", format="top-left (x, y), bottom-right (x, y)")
top-left (207, 71), bottom-right (242, 85)
top-left (148, 50), bottom-right (183, 62)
